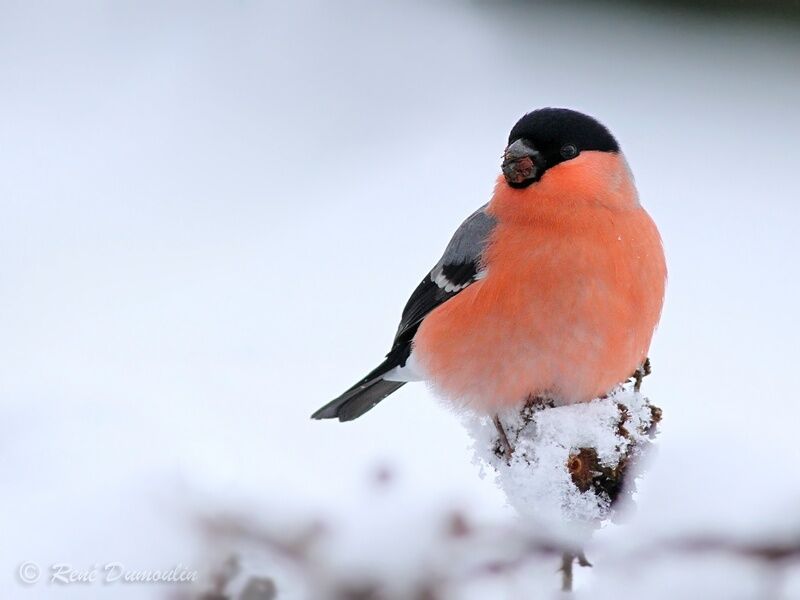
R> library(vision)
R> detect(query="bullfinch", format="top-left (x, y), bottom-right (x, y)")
top-left (312, 108), bottom-right (666, 423)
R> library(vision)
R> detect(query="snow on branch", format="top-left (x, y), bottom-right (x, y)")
top-left (466, 386), bottom-right (661, 526)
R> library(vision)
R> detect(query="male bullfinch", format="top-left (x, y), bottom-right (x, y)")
top-left (312, 108), bottom-right (666, 423)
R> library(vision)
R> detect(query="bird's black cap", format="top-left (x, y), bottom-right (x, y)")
top-left (502, 108), bottom-right (619, 187)
top-left (508, 108), bottom-right (619, 154)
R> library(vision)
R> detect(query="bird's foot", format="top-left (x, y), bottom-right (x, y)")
top-left (492, 397), bottom-right (554, 462)
top-left (521, 395), bottom-right (554, 418)
top-left (492, 414), bottom-right (515, 463)
top-left (632, 357), bottom-right (652, 392)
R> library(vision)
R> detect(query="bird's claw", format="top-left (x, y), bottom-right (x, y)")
top-left (632, 357), bottom-right (652, 392)
top-left (492, 414), bottom-right (515, 462)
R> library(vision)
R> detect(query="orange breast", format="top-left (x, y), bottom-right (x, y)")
top-left (413, 153), bottom-right (666, 412)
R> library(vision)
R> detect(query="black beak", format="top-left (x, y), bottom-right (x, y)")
top-left (502, 139), bottom-right (540, 188)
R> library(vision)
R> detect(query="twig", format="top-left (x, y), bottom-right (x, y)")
top-left (559, 550), bottom-right (592, 592)
top-left (560, 552), bottom-right (574, 592)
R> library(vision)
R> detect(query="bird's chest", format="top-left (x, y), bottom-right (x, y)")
top-left (478, 222), bottom-right (633, 331)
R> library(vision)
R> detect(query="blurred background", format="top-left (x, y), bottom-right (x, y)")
top-left (2, 1), bottom-right (799, 598)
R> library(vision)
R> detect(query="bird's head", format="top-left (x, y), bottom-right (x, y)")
top-left (496, 108), bottom-right (636, 217)
top-left (501, 108), bottom-right (619, 188)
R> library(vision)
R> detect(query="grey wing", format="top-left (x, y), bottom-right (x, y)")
top-left (394, 204), bottom-right (496, 342)
top-left (310, 204), bottom-right (496, 422)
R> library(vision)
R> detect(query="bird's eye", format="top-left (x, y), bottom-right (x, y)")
top-left (560, 144), bottom-right (578, 159)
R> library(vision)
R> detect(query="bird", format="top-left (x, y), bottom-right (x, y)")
top-left (312, 108), bottom-right (666, 426)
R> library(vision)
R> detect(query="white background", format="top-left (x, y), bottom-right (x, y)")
top-left (2, 1), bottom-right (799, 598)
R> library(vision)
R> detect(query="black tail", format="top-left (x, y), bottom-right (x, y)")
top-left (311, 360), bottom-right (405, 422)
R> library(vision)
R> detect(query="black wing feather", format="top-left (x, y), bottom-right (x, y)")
top-left (312, 206), bottom-right (494, 422)
top-left (394, 261), bottom-right (476, 341)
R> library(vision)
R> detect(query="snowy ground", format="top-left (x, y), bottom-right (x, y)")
top-left (2, 1), bottom-right (800, 598)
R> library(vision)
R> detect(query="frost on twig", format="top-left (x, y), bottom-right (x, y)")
top-left (465, 385), bottom-right (661, 590)
top-left (467, 386), bottom-right (662, 532)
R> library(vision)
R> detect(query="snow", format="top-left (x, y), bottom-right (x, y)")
top-left (2, 1), bottom-right (800, 599)
top-left (467, 386), bottom-right (658, 525)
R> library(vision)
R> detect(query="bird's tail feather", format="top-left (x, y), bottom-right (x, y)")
top-left (311, 361), bottom-right (406, 421)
